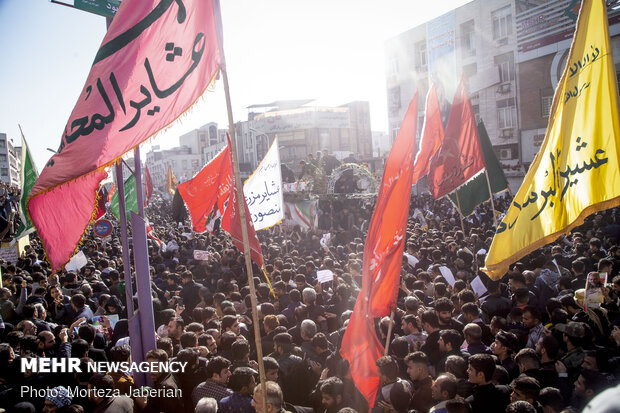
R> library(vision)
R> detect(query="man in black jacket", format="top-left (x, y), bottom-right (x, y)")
top-left (420, 310), bottom-right (442, 371)
top-left (466, 354), bottom-right (510, 412)
top-left (481, 281), bottom-right (512, 319)
top-left (273, 332), bottom-right (309, 405)
top-left (180, 271), bottom-right (203, 310)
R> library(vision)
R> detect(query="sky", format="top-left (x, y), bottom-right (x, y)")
top-left (0, 0), bottom-right (472, 171)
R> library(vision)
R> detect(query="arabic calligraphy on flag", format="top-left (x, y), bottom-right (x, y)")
top-left (483, 0), bottom-right (620, 280)
top-left (27, 0), bottom-right (222, 271)
top-left (243, 137), bottom-right (284, 230)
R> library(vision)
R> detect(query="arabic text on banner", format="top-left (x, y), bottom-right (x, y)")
top-left (27, 0), bottom-right (222, 271)
top-left (243, 137), bottom-right (284, 230)
top-left (483, 0), bottom-right (620, 280)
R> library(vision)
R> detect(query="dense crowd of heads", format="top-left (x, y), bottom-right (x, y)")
top-left (0, 192), bottom-right (618, 413)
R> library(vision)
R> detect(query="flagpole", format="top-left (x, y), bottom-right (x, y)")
top-left (484, 170), bottom-right (498, 228)
top-left (384, 311), bottom-right (395, 355)
top-left (134, 147), bottom-right (145, 218)
top-left (114, 162), bottom-right (135, 318)
top-left (221, 66), bottom-right (268, 408)
top-left (454, 191), bottom-right (466, 235)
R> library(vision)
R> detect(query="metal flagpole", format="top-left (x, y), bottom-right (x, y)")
top-left (384, 311), bottom-right (395, 355)
top-left (134, 147), bottom-right (145, 218)
top-left (484, 170), bottom-right (498, 228)
top-left (114, 161), bottom-right (148, 386)
top-left (131, 146), bottom-right (157, 385)
top-left (114, 162), bottom-right (135, 316)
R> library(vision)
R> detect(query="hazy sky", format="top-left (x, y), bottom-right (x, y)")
top-left (0, 0), bottom-right (471, 171)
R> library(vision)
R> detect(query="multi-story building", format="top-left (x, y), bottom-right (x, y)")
top-left (372, 131), bottom-right (391, 157)
top-left (179, 123), bottom-right (228, 165)
top-left (0, 133), bottom-right (21, 187)
top-left (243, 100), bottom-right (373, 173)
top-left (386, 0), bottom-right (620, 192)
top-left (145, 146), bottom-right (201, 191)
top-left (147, 99), bottom-right (374, 184)
top-left (516, 0), bottom-right (620, 169)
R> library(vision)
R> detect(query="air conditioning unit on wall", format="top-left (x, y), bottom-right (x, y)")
top-left (499, 148), bottom-right (512, 160)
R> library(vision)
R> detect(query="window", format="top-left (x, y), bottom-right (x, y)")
top-left (497, 98), bottom-right (517, 129)
top-left (389, 87), bottom-right (401, 114)
top-left (492, 6), bottom-right (513, 40)
top-left (0, 154), bottom-right (6, 162)
top-left (460, 20), bottom-right (476, 56)
top-left (389, 57), bottom-right (399, 75)
top-left (541, 95), bottom-right (553, 118)
top-left (472, 104), bottom-right (481, 124)
top-left (494, 52), bottom-right (515, 82)
top-left (199, 133), bottom-right (206, 143)
top-left (1, 168), bottom-right (8, 176)
top-left (416, 41), bottom-right (427, 70)
top-left (209, 125), bottom-right (218, 145)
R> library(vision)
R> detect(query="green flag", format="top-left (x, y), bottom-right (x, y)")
top-left (448, 121), bottom-right (509, 216)
top-left (110, 175), bottom-right (138, 221)
top-left (14, 128), bottom-right (38, 240)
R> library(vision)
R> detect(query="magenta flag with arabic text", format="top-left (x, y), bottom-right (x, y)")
top-left (28, 0), bottom-right (222, 271)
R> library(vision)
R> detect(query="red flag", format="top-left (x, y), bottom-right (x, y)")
top-left (221, 135), bottom-right (264, 269)
top-left (94, 187), bottom-right (107, 221)
top-left (178, 145), bottom-right (232, 233)
top-left (107, 183), bottom-right (116, 204)
top-left (411, 84), bottom-right (444, 185)
top-left (428, 77), bottom-right (485, 199)
top-left (144, 164), bottom-right (153, 207)
top-left (340, 94), bottom-right (418, 407)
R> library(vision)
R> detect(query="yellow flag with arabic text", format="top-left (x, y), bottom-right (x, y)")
top-left (483, 0), bottom-right (620, 280)
top-left (166, 165), bottom-right (178, 196)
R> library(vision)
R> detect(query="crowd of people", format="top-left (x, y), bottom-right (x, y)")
top-left (0, 189), bottom-right (619, 413)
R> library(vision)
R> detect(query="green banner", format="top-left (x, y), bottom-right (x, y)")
top-left (15, 132), bottom-right (38, 239)
top-left (448, 121), bottom-right (509, 216)
top-left (73, 0), bottom-right (121, 19)
top-left (110, 174), bottom-right (138, 221)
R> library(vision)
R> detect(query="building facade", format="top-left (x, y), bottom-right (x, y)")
top-left (179, 123), bottom-right (228, 165)
top-left (146, 100), bottom-right (375, 185)
top-left (0, 133), bottom-right (21, 187)
top-left (243, 100), bottom-right (373, 173)
top-left (385, 0), bottom-right (620, 192)
top-left (516, 0), bottom-right (620, 169)
top-left (146, 146), bottom-right (201, 190)
top-left (372, 131), bottom-right (391, 158)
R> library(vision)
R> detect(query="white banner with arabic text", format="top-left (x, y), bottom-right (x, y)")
top-left (244, 137), bottom-right (284, 230)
